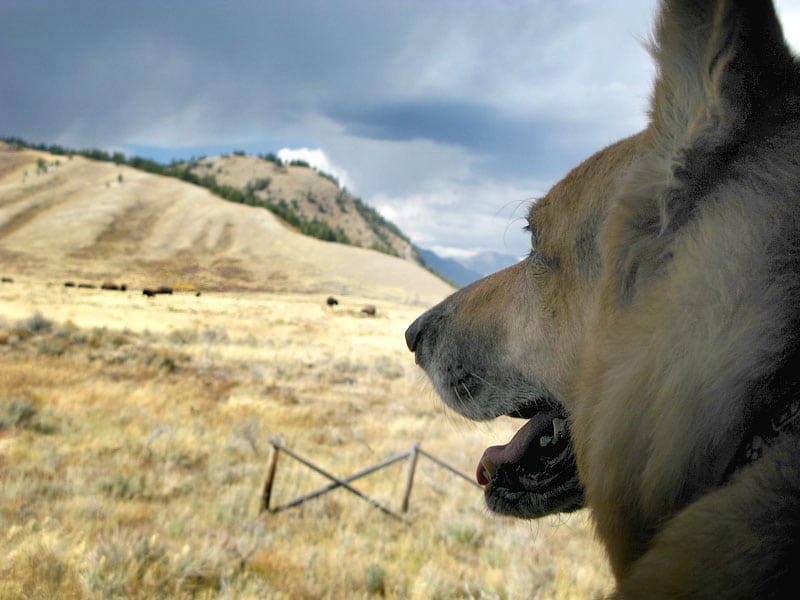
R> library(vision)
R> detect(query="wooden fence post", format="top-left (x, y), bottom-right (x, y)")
top-left (260, 439), bottom-right (281, 513)
top-left (401, 442), bottom-right (420, 513)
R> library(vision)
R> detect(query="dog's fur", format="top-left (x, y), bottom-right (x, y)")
top-left (406, 1), bottom-right (800, 596)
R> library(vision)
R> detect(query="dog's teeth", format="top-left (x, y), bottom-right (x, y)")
top-left (540, 418), bottom-right (568, 447)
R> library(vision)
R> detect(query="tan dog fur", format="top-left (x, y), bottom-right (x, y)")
top-left (406, 1), bottom-right (800, 596)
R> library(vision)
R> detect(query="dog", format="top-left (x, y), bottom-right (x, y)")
top-left (406, 1), bottom-right (800, 596)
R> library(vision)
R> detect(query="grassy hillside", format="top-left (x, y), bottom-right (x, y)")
top-left (0, 143), bottom-right (452, 304)
top-left (182, 153), bottom-right (421, 262)
top-left (2, 138), bottom-right (428, 267)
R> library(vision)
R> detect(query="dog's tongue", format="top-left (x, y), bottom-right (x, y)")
top-left (477, 410), bottom-right (557, 486)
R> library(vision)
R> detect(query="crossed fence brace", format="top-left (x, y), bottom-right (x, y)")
top-left (261, 436), bottom-right (479, 521)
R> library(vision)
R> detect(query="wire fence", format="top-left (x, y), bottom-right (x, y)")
top-left (261, 436), bottom-right (479, 522)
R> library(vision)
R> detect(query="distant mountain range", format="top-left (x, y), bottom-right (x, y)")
top-left (419, 248), bottom-right (520, 287)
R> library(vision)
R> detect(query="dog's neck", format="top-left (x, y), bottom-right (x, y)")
top-left (725, 343), bottom-right (800, 479)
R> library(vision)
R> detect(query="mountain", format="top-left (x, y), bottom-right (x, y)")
top-left (180, 153), bottom-right (423, 264)
top-left (459, 250), bottom-right (521, 279)
top-left (419, 248), bottom-right (520, 287)
top-left (418, 249), bottom-right (481, 287)
top-left (2, 138), bottom-right (430, 267)
top-left (0, 142), bottom-right (453, 305)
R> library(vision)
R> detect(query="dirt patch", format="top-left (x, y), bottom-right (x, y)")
top-left (0, 147), bottom-right (30, 180)
top-left (70, 200), bottom-right (160, 259)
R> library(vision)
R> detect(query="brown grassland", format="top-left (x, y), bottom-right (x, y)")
top-left (0, 280), bottom-right (612, 599)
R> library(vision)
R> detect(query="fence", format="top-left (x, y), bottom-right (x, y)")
top-left (261, 436), bottom-right (479, 521)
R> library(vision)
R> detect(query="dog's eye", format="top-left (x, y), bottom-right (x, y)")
top-left (524, 220), bottom-right (541, 250)
top-left (525, 222), bottom-right (559, 270)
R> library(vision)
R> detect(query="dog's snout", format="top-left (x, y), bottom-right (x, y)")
top-left (405, 314), bottom-right (425, 353)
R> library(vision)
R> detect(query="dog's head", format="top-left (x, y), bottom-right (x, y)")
top-left (405, 132), bottom-right (638, 518)
top-left (406, 0), bottom-right (800, 575)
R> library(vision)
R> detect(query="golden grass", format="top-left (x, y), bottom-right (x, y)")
top-left (0, 280), bottom-right (613, 599)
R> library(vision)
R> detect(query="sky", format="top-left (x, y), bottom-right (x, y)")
top-left (3, 1), bottom-right (800, 259)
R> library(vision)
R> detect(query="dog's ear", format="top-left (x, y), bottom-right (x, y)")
top-left (611, 0), bottom-right (799, 297)
top-left (649, 0), bottom-right (796, 183)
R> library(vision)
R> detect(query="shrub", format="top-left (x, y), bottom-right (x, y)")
top-left (366, 563), bottom-right (387, 595)
top-left (259, 152), bottom-right (281, 164)
top-left (0, 397), bottom-right (38, 431)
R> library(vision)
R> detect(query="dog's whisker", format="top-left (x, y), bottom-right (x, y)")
top-left (468, 372), bottom-right (500, 391)
top-left (452, 384), bottom-right (464, 405)
top-left (461, 382), bottom-right (475, 402)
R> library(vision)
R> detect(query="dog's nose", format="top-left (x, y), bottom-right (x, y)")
top-left (405, 314), bottom-right (425, 352)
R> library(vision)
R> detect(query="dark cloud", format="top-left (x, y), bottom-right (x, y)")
top-left (0, 1), bottom-right (651, 151)
top-left (0, 1), bottom-right (416, 144)
top-left (331, 99), bottom-right (628, 181)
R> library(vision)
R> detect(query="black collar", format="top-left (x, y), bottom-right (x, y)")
top-left (725, 344), bottom-right (800, 478)
top-left (732, 398), bottom-right (800, 467)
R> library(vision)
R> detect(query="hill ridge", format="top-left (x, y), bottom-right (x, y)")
top-left (1, 137), bottom-right (429, 268)
top-left (0, 142), bottom-right (453, 305)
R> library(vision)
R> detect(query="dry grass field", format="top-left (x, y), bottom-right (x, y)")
top-left (0, 279), bottom-right (613, 599)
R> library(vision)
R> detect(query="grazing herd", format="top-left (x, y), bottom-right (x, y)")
top-left (3, 279), bottom-right (379, 316)
top-left (325, 296), bottom-right (378, 317)
top-left (62, 281), bottom-right (175, 297)
top-left (141, 286), bottom-right (174, 297)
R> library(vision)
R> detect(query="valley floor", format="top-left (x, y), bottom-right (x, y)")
top-left (0, 279), bottom-right (611, 599)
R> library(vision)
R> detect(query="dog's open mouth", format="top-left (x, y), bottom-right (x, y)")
top-left (477, 402), bottom-right (584, 518)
